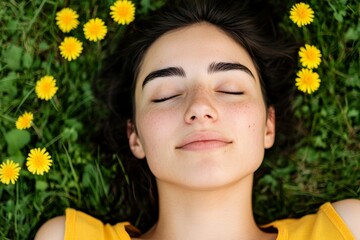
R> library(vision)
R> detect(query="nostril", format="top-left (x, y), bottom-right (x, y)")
top-left (189, 114), bottom-right (213, 121)
top-left (185, 98), bottom-right (218, 123)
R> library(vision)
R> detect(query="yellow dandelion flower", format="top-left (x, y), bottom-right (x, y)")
top-left (0, 160), bottom-right (21, 185)
top-left (110, 0), bottom-right (136, 25)
top-left (56, 8), bottom-right (79, 33)
top-left (35, 75), bottom-right (58, 101)
top-left (295, 68), bottom-right (321, 94)
top-left (16, 112), bottom-right (33, 130)
top-left (290, 2), bottom-right (314, 27)
top-left (299, 44), bottom-right (322, 69)
top-left (83, 18), bottom-right (108, 42)
top-left (59, 37), bottom-right (83, 61)
top-left (26, 148), bottom-right (52, 175)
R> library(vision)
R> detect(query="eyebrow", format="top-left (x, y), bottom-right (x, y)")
top-left (142, 67), bottom-right (186, 88)
top-left (142, 61), bottom-right (255, 89)
top-left (208, 62), bottom-right (255, 79)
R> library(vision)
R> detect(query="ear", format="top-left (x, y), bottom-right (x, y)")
top-left (127, 119), bottom-right (146, 159)
top-left (264, 107), bottom-right (275, 149)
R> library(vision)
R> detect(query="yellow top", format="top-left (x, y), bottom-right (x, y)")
top-left (261, 202), bottom-right (354, 240)
top-left (65, 209), bottom-right (133, 240)
top-left (64, 202), bottom-right (354, 240)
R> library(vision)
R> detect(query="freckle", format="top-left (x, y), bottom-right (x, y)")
top-left (248, 125), bottom-right (251, 128)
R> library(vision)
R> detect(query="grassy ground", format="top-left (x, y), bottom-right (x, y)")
top-left (0, 0), bottom-right (359, 239)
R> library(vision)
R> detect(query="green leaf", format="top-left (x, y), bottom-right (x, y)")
top-left (7, 20), bottom-right (18, 34)
top-left (139, 0), bottom-right (165, 14)
top-left (62, 127), bottom-right (78, 142)
top-left (9, 150), bottom-right (25, 165)
top-left (334, 11), bottom-right (346, 22)
top-left (38, 41), bottom-right (50, 51)
top-left (22, 51), bottom-right (33, 68)
top-left (0, 72), bottom-right (18, 97)
top-left (35, 180), bottom-right (48, 191)
top-left (4, 45), bottom-right (23, 70)
top-left (348, 109), bottom-right (359, 118)
top-left (344, 23), bottom-right (360, 41)
top-left (4, 129), bottom-right (31, 155)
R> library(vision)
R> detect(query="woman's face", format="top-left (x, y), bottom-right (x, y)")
top-left (128, 23), bottom-right (275, 190)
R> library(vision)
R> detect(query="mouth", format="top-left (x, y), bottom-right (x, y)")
top-left (176, 132), bottom-right (232, 151)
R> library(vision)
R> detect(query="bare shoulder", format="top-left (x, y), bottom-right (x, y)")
top-left (35, 216), bottom-right (65, 240)
top-left (332, 199), bottom-right (360, 239)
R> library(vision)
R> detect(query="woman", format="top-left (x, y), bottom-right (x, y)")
top-left (36, 0), bottom-right (360, 239)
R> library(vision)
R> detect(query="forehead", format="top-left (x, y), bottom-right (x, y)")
top-left (136, 23), bottom-right (259, 86)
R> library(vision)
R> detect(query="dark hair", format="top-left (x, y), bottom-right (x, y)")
top-left (97, 0), bottom-right (297, 231)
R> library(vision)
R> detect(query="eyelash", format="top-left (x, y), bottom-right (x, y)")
top-left (153, 94), bottom-right (181, 103)
top-left (218, 91), bottom-right (244, 95)
top-left (152, 91), bottom-right (243, 103)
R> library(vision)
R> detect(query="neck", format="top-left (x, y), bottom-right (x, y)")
top-left (142, 175), bottom-right (275, 240)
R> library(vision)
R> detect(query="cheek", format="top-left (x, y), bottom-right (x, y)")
top-left (229, 102), bottom-right (266, 141)
top-left (231, 102), bottom-right (267, 169)
top-left (136, 108), bottom-right (177, 154)
top-left (135, 109), bottom-right (180, 179)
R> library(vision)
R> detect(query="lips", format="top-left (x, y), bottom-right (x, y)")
top-left (176, 131), bottom-right (232, 151)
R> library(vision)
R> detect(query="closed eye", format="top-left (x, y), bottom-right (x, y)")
top-left (152, 94), bottom-right (181, 103)
top-left (218, 91), bottom-right (244, 95)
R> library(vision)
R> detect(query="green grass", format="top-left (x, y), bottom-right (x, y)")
top-left (253, 0), bottom-right (359, 223)
top-left (0, 0), bottom-right (359, 239)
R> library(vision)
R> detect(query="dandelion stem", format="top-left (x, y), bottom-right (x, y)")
top-left (25, 0), bottom-right (48, 35)
top-left (32, 123), bottom-right (43, 139)
top-left (15, 88), bottom-right (34, 115)
top-left (62, 144), bottom-right (81, 202)
top-left (15, 182), bottom-right (19, 238)
top-left (45, 133), bottom-right (63, 148)
top-left (0, 113), bottom-right (15, 123)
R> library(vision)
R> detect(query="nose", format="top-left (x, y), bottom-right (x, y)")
top-left (184, 88), bottom-right (218, 124)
